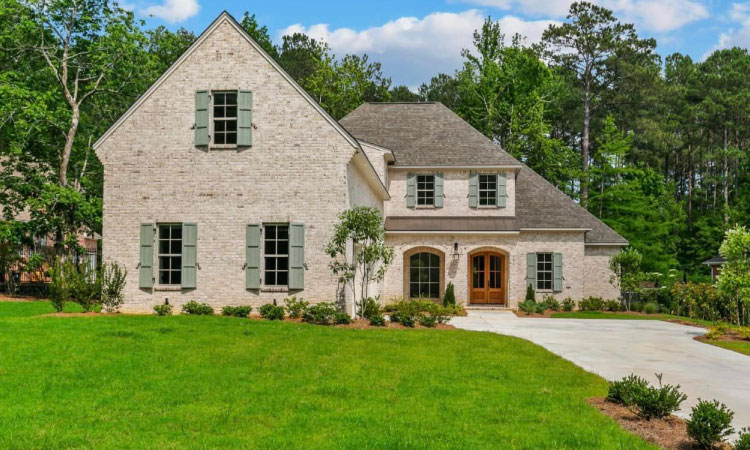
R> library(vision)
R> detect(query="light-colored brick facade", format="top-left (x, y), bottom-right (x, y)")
top-left (96, 13), bottom-right (624, 314)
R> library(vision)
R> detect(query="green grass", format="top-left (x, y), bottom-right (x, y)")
top-left (0, 300), bottom-right (83, 318)
top-left (0, 301), bottom-right (654, 449)
top-left (702, 339), bottom-right (750, 356)
top-left (550, 311), bottom-right (665, 320)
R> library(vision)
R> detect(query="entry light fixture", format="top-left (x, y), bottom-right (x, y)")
top-left (452, 242), bottom-right (460, 261)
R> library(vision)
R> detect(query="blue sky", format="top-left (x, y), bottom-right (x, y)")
top-left (127, 0), bottom-right (748, 87)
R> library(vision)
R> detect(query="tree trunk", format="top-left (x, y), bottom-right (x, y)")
top-left (60, 103), bottom-right (80, 187)
top-left (581, 80), bottom-right (591, 205)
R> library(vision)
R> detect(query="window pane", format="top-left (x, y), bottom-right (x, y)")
top-left (277, 258), bottom-right (288, 270)
top-left (159, 240), bottom-right (170, 254)
top-left (225, 93), bottom-right (237, 104)
top-left (265, 271), bottom-right (275, 286)
top-left (159, 270), bottom-right (169, 285)
top-left (265, 257), bottom-right (276, 270)
top-left (226, 133), bottom-right (236, 144)
top-left (266, 241), bottom-right (276, 255)
top-left (226, 121), bottom-right (237, 132)
top-left (277, 271), bottom-right (288, 286)
top-left (277, 240), bottom-right (288, 255)
top-left (214, 93), bottom-right (225, 104)
top-left (266, 226), bottom-right (276, 239)
top-left (226, 106), bottom-right (237, 118)
top-left (215, 121), bottom-right (225, 132)
top-left (214, 106), bottom-right (225, 118)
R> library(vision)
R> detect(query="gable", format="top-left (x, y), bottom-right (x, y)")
top-left (94, 12), bottom-right (359, 157)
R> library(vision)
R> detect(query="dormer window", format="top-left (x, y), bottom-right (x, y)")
top-left (478, 174), bottom-right (497, 206)
top-left (212, 92), bottom-right (237, 145)
top-left (416, 174), bottom-right (435, 206)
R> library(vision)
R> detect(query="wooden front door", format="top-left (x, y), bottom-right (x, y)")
top-left (470, 252), bottom-right (505, 305)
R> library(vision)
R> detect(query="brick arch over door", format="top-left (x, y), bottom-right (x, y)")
top-left (403, 246), bottom-right (445, 300)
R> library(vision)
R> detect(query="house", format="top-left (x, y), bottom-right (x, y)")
top-left (702, 256), bottom-right (725, 281)
top-left (94, 12), bottom-right (627, 314)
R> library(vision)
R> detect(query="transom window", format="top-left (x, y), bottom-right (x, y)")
top-left (212, 91), bottom-right (237, 145)
top-left (479, 174), bottom-right (497, 206)
top-left (536, 252), bottom-right (553, 291)
top-left (158, 224), bottom-right (182, 285)
top-left (264, 224), bottom-right (289, 286)
top-left (409, 252), bottom-right (440, 299)
top-left (417, 174), bottom-right (435, 206)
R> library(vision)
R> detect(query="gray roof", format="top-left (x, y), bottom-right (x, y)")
top-left (339, 103), bottom-right (521, 167)
top-left (385, 216), bottom-right (518, 233)
top-left (702, 256), bottom-right (725, 266)
top-left (515, 167), bottom-right (628, 244)
top-left (340, 102), bottom-right (627, 245)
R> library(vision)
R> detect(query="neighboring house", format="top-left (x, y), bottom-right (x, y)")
top-left (702, 256), bottom-right (725, 281)
top-left (94, 12), bottom-right (627, 314)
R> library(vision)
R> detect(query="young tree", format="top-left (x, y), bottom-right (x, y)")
top-left (717, 226), bottom-right (750, 325)
top-left (541, 2), bottom-right (655, 204)
top-left (609, 247), bottom-right (642, 299)
top-left (325, 207), bottom-right (394, 317)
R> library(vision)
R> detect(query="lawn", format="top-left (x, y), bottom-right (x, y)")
top-left (0, 301), bottom-right (654, 449)
top-left (701, 339), bottom-right (750, 356)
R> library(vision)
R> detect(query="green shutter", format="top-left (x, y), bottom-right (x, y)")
top-left (497, 172), bottom-right (507, 208)
top-left (468, 172), bottom-right (478, 208)
top-left (246, 224), bottom-right (261, 289)
top-left (434, 173), bottom-right (444, 208)
top-left (289, 223), bottom-right (305, 290)
top-left (406, 173), bottom-right (416, 208)
top-left (553, 253), bottom-right (563, 292)
top-left (181, 223), bottom-right (197, 289)
top-left (195, 90), bottom-right (209, 146)
top-left (526, 253), bottom-right (537, 290)
top-left (238, 90), bottom-right (253, 147)
top-left (139, 224), bottom-right (154, 288)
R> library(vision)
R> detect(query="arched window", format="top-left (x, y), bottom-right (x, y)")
top-left (409, 252), bottom-right (440, 299)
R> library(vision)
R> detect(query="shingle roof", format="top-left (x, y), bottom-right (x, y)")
top-left (385, 216), bottom-right (519, 232)
top-left (702, 256), bottom-right (726, 266)
top-left (515, 167), bottom-right (628, 244)
top-left (340, 102), bottom-right (627, 245)
top-left (339, 103), bottom-right (521, 167)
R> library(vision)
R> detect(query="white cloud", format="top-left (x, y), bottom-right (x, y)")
top-left (141, 0), bottom-right (199, 23)
top-left (462, 0), bottom-right (709, 32)
top-left (280, 10), bottom-right (557, 86)
top-left (704, 2), bottom-right (750, 57)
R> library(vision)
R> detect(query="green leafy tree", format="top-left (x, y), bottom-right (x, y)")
top-left (325, 207), bottom-right (394, 317)
top-left (609, 247), bottom-right (642, 295)
top-left (389, 85), bottom-right (419, 102)
top-left (717, 226), bottom-right (750, 325)
top-left (418, 73), bottom-right (460, 109)
top-left (239, 12), bottom-right (278, 60)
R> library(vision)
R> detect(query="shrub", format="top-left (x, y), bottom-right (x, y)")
top-left (542, 295), bottom-right (560, 311)
top-left (100, 262), bottom-right (127, 313)
top-left (643, 301), bottom-right (660, 314)
top-left (359, 297), bottom-right (381, 319)
top-left (443, 282), bottom-right (456, 307)
top-left (519, 300), bottom-right (539, 315)
top-left (182, 301), bottom-right (214, 315)
top-left (303, 302), bottom-right (337, 325)
top-left (334, 312), bottom-right (351, 325)
top-left (48, 260), bottom-right (70, 313)
top-left (607, 374), bottom-right (649, 406)
top-left (740, 327), bottom-right (750, 341)
top-left (222, 305), bottom-right (252, 317)
top-left (153, 303), bottom-right (173, 316)
top-left (579, 297), bottom-right (604, 311)
top-left (735, 428), bottom-right (750, 450)
top-left (419, 315), bottom-right (437, 328)
top-left (184, 301), bottom-right (213, 315)
top-left (562, 298), bottom-right (575, 312)
top-left (432, 306), bottom-right (453, 324)
top-left (630, 301), bottom-right (643, 312)
top-left (396, 312), bottom-right (416, 327)
top-left (634, 374), bottom-right (687, 420)
top-left (284, 296), bottom-right (309, 319)
top-left (369, 313), bottom-right (386, 326)
top-left (686, 399), bottom-right (734, 450)
top-left (604, 300), bottom-right (621, 312)
top-left (525, 284), bottom-right (536, 301)
top-left (68, 263), bottom-right (101, 313)
top-left (258, 303), bottom-right (285, 320)
top-left (704, 326), bottom-right (725, 340)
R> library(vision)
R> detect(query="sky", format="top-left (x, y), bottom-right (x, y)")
top-left (124, 0), bottom-right (748, 88)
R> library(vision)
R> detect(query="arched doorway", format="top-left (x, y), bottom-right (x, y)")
top-left (469, 251), bottom-right (506, 305)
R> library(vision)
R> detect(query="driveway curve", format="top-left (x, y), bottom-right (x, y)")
top-left (451, 311), bottom-right (750, 432)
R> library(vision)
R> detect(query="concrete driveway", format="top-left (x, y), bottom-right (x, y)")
top-left (451, 311), bottom-right (750, 432)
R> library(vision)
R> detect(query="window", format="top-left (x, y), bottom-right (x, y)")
top-left (158, 224), bottom-right (182, 285)
top-left (479, 174), bottom-right (497, 206)
top-left (264, 224), bottom-right (289, 286)
top-left (416, 174), bottom-right (435, 206)
top-left (212, 91), bottom-right (237, 145)
top-left (409, 252), bottom-right (440, 298)
top-left (536, 252), bottom-right (553, 291)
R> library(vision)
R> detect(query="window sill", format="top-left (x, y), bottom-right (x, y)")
top-left (415, 205), bottom-right (436, 209)
top-left (154, 285), bottom-right (182, 292)
top-left (210, 144), bottom-right (239, 150)
top-left (261, 286), bottom-right (288, 293)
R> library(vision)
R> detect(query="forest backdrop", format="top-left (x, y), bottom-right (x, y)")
top-left (2, 0), bottom-right (749, 281)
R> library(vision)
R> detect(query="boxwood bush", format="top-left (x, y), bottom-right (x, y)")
top-left (181, 301), bottom-right (214, 315)
top-left (258, 303), bottom-right (285, 320)
top-left (607, 375), bottom-right (649, 406)
top-left (686, 399), bottom-right (734, 450)
top-left (221, 305), bottom-right (252, 317)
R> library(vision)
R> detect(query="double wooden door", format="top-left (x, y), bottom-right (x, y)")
top-left (470, 252), bottom-right (505, 305)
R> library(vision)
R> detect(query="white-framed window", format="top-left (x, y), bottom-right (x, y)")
top-left (158, 224), bottom-right (182, 285)
top-left (479, 174), bottom-right (497, 206)
top-left (536, 252), bottom-right (553, 291)
top-left (264, 224), bottom-right (289, 286)
top-left (212, 91), bottom-right (237, 145)
top-left (416, 174), bottom-right (435, 206)
top-left (409, 252), bottom-right (440, 298)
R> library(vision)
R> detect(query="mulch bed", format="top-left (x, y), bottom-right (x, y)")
top-left (588, 397), bottom-right (731, 450)
top-left (695, 330), bottom-right (750, 343)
